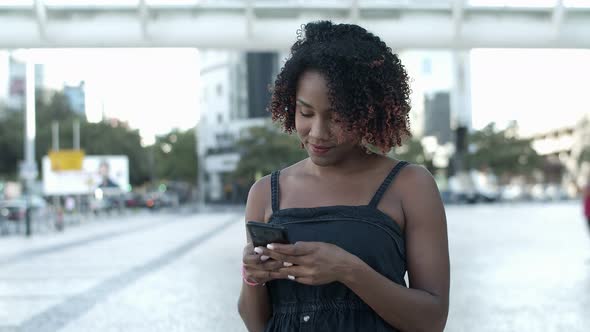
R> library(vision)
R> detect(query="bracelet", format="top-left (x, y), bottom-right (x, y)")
top-left (241, 265), bottom-right (265, 287)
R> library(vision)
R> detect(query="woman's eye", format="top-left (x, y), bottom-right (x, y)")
top-left (299, 111), bottom-right (313, 118)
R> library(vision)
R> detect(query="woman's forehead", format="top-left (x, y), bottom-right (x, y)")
top-left (296, 70), bottom-right (331, 110)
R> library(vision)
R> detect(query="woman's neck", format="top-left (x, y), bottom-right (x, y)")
top-left (303, 149), bottom-right (385, 179)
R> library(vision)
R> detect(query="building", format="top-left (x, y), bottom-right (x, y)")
top-left (424, 91), bottom-right (452, 145)
top-left (63, 81), bottom-right (86, 118)
top-left (198, 50), bottom-right (281, 202)
top-left (7, 55), bottom-right (25, 111)
top-left (5, 54), bottom-right (44, 112)
top-left (399, 51), bottom-right (454, 139)
top-left (530, 115), bottom-right (590, 193)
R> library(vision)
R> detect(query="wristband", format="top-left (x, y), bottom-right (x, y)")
top-left (241, 265), bottom-right (265, 286)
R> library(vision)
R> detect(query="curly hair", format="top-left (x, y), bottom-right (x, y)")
top-left (268, 20), bottom-right (412, 153)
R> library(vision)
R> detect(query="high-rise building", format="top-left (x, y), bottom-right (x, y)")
top-left (399, 51), bottom-right (454, 139)
top-left (198, 50), bottom-right (280, 202)
top-left (7, 55), bottom-right (25, 111)
top-left (63, 81), bottom-right (86, 117)
top-left (6, 55), bottom-right (45, 111)
top-left (424, 92), bottom-right (452, 145)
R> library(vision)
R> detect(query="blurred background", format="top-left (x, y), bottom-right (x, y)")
top-left (0, 1), bottom-right (589, 331)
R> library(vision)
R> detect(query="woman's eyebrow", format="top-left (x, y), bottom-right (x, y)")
top-left (296, 98), bottom-right (314, 109)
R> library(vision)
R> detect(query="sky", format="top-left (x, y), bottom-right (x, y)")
top-left (1, 0), bottom-right (589, 141)
top-left (1, 48), bottom-right (589, 141)
top-left (470, 49), bottom-right (590, 136)
top-left (1, 48), bottom-right (200, 145)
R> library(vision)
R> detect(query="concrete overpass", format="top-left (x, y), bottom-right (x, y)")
top-left (0, 0), bottom-right (589, 50)
top-left (5, 0), bottom-right (589, 202)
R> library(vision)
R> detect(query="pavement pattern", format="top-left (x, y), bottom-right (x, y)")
top-left (0, 202), bottom-right (588, 332)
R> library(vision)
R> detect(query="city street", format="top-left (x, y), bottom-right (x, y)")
top-left (0, 202), bottom-right (588, 332)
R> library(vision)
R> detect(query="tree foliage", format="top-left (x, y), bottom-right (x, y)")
top-left (389, 137), bottom-right (435, 172)
top-left (0, 90), bottom-right (151, 185)
top-left (233, 126), bottom-right (307, 186)
top-left (465, 122), bottom-right (543, 176)
top-left (153, 128), bottom-right (197, 183)
top-left (0, 111), bottom-right (23, 179)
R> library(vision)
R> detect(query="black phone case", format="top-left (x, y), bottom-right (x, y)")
top-left (246, 221), bottom-right (289, 247)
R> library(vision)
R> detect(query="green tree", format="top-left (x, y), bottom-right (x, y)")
top-left (0, 90), bottom-right (152, 186)
top-left (389, 137), bottom-right (435, 171)
top-left (580, 147), bottom-right (590, 165)
top-left (153, 128), bottom-right (197, 183)
top-left (0, 111), bottom-right (24, 179)
top-left (233, 125), bottom-right (307, 186)
top-left (465, 122), bottom-right (543, 177)
top-left (32, 91), bottom-right (150, 186)
top-left (80, 120), bottom-right (150, 186)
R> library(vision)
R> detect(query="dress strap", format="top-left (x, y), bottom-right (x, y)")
top-left (271, 170), bottom-right (281, 213)
top-left (368, 161), bottom-right (409, 208)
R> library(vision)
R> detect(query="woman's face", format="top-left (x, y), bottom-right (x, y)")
top-left (295, 70), bottom-right (361, 167)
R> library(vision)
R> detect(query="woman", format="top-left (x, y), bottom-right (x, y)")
top-left (238, 21), bottom-right (450, 332)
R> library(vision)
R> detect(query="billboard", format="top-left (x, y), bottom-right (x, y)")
top-left (42, 155), bottom-right (129, 196)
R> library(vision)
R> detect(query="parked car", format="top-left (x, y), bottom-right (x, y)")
top-left (124, 193), bottom-right (145, 208)
top-left (0, 196), bottom-right (48, 221)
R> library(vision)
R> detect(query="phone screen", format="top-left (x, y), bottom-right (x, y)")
top-left (246, 221), bottom-right (289, 247)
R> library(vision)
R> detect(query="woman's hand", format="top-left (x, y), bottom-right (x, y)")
top-left (242, 242), bottom-right (285, 285)
top-left (262, 242), bottom-right (360, 286)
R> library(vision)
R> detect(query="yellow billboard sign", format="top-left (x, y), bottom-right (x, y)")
top-left (48, 150), bottom-right (85, 171)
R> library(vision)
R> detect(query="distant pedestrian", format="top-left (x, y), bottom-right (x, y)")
top-left (238, 21), bottom-right (449, 332)
top-left (65, 196), bottom-right (75, 213)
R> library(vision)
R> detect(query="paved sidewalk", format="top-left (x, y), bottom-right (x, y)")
top-left (0, 202), bottom-right (588, 331)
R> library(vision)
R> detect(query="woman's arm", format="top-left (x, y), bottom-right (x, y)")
top-left (237, 177), bottom-right (273, 332)
top-left (342, 165), bottom-right (450, 331)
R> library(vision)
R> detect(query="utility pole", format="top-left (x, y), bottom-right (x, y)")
top-left (73, 119), bottom-right (82, 216)
top-left (23, 60), bottom-right (36, 237)
top-left (73, 119), bottom-right (80, 150)
top-left (196, 125), bottom-right (206, 211)
top-left (450, 50), bottom-right (472, 176)
top-left (52, 121), bottom-right (62, 230)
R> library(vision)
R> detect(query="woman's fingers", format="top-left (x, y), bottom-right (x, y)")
top-left (246, 269), bottom-right (272, 282)
top-left (244, 258), bottom-right (285, 271)
top-left (269, 265), bottom-right (309, 280)
top-left (242, 253), bottom-right (263, 265)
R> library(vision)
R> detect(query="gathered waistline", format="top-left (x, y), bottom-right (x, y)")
top-left (272, 300), bottom-right (372, 314)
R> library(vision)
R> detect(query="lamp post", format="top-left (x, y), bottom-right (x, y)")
top-left (23, 57), bottom-right (37, 237)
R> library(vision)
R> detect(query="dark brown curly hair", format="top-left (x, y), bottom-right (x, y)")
top-left (268, 20), bottom-right (412, 153)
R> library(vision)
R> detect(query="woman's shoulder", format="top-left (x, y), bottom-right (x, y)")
top-left (246, 160), bottom-right (308, 221)
top-left (275, 159), bottom-right (308, 179)
top-left (248, 159), bottom-right (308, 196)
top-left (394, 162), bottom-right (437, 194)
top-left (376, 158), bottom-right (438, 205)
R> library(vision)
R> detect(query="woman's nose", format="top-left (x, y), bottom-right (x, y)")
top-left (309, 118), bottom-right (331, 140)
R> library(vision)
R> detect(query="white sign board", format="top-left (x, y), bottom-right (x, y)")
top-left (42, 155), bottom-right (129, 195)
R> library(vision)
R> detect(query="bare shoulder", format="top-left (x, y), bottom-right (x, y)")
top-left (278, 158), bottom-right (308, 178)
top-left (245, 175), bottom-right (272, 223)
top-left (397, 163), bottom-right (440, 196)
top-left (395, 163), bottom-right (446, 227)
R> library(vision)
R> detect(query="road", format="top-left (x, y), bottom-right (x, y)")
top-left (0, 202), bottom-right (588, 332)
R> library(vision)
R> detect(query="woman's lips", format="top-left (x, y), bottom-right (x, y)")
top-left (309, 144), bottom-right (332, 155)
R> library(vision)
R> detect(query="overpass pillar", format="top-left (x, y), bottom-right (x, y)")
top-left (450, 50), bottom-right (472, 175)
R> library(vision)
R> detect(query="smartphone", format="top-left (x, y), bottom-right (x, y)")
top-left (246, 221), bottom-right (290, 248)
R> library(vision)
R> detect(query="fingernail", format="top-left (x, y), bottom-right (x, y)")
top-left (254, 247), bottom-right (263, 254)
top-left (283, 262), bottom-right (293, 267)
top-left (288, 275), bottom-right (295, 280)
top-left (267, 244), bottom-right (275, 250)
top-left (260, 255), bottom-right (269, 261)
